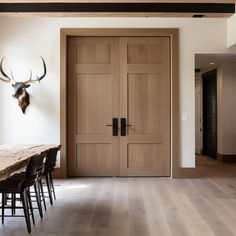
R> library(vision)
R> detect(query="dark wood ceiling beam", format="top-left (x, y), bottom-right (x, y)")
top-left (0, 0), bottom-right (235, 2)
top-left (0, 3), bottom-right (234, 13)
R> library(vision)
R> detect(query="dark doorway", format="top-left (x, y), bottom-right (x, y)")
top-left (202, 69), bottom-right (217, 159)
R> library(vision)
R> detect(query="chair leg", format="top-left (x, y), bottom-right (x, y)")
top-left (2, 193), bottom-right (5, 224)
top-left (13, 193), bottom-right (16, 215)
top-left (39, 178), bottom-right (47, 211)
top-left (49, 172), bottom-right (56, 200)
top-left (34, 182), bottom-right (43, 218)
top-left (21, 190), bottom-right (31, 233)
top-left (11, 193), bottom-right (14, 216)
top-left (27, 188), bottom-right (35, 225)
top-left (45, 173), bottom-right (53, 205)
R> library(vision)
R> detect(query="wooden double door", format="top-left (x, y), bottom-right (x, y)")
top-left (68, 36), bottom-right (170, 177)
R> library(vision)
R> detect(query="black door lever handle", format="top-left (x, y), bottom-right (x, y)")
top-left (106, 118), bottom-right (118, 136)
top-left (120, 118), bottom-right (132, 136)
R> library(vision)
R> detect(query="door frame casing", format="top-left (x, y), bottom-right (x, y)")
top-left (59, 28), bottom-right (179, 178)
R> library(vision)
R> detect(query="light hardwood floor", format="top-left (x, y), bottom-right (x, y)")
top-left (1, 155), bottom-right (236, 236)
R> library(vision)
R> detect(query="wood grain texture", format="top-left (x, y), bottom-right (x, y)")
top-left (67, 37), bottom-right (119, 177)
top-left (119, 37), bottom-right (170, 176)
top-left (0, 144), bottom-right (61, 179)
top-left (68, 36), bottom-right (170, 177)
top-left (1, 156), bottom-right (236, 235)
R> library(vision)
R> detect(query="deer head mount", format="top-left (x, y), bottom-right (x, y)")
top-left (0, 57), bottom-right (46, 114)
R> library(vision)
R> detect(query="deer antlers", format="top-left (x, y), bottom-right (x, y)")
top-left (23, 57), bottom-right (47, 85)
top-left (0, 56), bottom-right (47, 85)
top-left (0, 57), bottom-right (16, 84)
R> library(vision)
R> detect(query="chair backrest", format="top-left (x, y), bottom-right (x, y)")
top-left (25, 153), bottom-right (44, 179)
top-left (37, 150), bottom-right (48, 174)
top-left (45, 148), bottom-right (58, 169)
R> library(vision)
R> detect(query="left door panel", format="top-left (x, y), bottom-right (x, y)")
top-left (68, 37), bottom-right (119, 176)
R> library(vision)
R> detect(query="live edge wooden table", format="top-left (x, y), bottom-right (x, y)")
top-left (0, 144), bottom-right (61, 180)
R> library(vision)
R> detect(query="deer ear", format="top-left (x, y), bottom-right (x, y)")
top-left (25, 84), bottom-right (30, 88)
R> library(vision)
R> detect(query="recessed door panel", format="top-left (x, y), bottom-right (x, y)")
top-left (128, 73), bottom-right (162, 135)
top-left (76, 74), bottom-right (111, 135)
top-left (76, 43), bottom-right (111, 64)
top-left (76, 144), bottom-right (112, 171)
top-left (128, 144), bottom-right (163, 168)
top-left (127, 43), bottom-right (163, 64)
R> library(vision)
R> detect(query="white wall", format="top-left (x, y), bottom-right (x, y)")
top-left (0, 17), bottom-right (235, 168)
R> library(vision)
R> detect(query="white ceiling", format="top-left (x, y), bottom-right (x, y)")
top-left (195, 54), bottom-right (236, 70)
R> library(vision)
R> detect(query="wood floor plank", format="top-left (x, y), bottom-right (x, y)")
top-left (166, 179), bottom-right (215, 236)
top-left (153, 179), bottom-right (194, 236)
top-left (180, 179), bottom-right (234, 236)
top-left (90, 178), bottom-right (115, 229)
top-left (209, 177), bottom-right (236, 199)
top-left (109, 178), bottom-right (130, 236)
top-left (140, 179), bottom-right (172, 236)
top-left (69, 178), bottom-right (105, 231)
top-left (189, 179), bottom-right (236, 235)
top-left (128, 179), bottom-right (151, 236)
top-left (221, 198), bottom-right (236, 214)
top-left (199, 179), bottom-right (230, 199)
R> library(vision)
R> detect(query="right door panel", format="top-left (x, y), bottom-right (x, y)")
top-left (119, 37), bottom-right (170, 176)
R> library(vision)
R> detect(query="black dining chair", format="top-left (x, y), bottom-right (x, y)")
top-left (0, 153), bottom-right (44, 233)
top-left (9, 150), bottom-right (48, 216)
top-left (9, 148), bottom-right (59, 210)
top-left (43, 147), bottom-right (59, 205)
